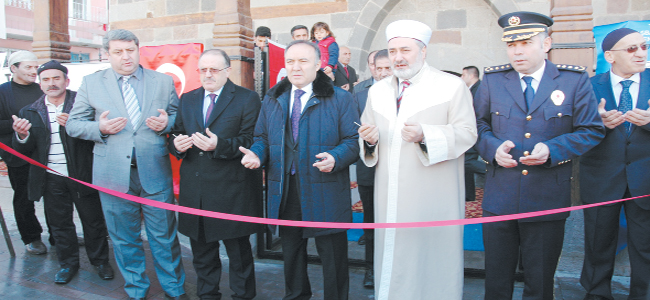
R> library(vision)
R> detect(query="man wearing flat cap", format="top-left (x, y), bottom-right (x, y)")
top-left (12, 60), bottom-right (113, 284)
top-left (0, 50), bottom-right (49, 255)
top-left (579, 28), bottom-right (650, 300)
top-left (358, 20), bottom-right (477, 300)
top-left (474, 11), bottom-right (605, 299)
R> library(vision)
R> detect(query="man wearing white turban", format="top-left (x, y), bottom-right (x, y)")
top-left (358, 20), bottom-right (477, 299)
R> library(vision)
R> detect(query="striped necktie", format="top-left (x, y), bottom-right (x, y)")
top-left (397, 80), bottom-right (410, 113)
top-left (121, 75), bottom-right (141, 129)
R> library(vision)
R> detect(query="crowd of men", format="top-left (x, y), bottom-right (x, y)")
top-left (0, 9), bottom-right (648, 300)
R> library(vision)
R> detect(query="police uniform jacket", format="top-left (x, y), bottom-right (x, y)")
top-left (475, 60), bottom-right (605, 221)
top-left (580, 68), bottom-right (650, 209)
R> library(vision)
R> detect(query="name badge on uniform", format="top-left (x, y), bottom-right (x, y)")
top-left (551, 90), bottom-right (565, 106)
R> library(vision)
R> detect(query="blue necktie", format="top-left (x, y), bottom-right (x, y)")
top-left (523, 76), bottom-right (535, 111)
top-left (290, 89), bottom-right (305, 175)
top-left (618, 80), bottom-right (633, 134)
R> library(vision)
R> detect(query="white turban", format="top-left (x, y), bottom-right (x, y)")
top-left (8, 50), bottom-right (38, 66)
top-left (385, 20), bottom-right (432, 45)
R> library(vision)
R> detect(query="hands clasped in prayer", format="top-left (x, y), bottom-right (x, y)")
top-left (495, 140), bottom-right (550, 168)
top-left (238, 146), bottom-right (336, 172)
top-left (98, 109), bottom-right (169, 135)
top-left (174, 128), bottom-right (219, 152)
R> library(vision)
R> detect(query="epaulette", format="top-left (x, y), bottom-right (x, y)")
top-left (484, 64), bottom-right (513, 74)
top-left (555, 64), bottom-right (587, 72)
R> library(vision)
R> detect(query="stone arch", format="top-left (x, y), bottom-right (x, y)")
top-left (346, 0), bottom-right (518, 72)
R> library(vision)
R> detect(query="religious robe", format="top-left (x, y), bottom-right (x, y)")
top-left (360, 63), bottom-right (477, 300)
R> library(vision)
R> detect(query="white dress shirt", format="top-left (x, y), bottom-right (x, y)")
top-left (290, 83), bottom-right (314, 115)
top-left (518, 60), bottom-right (546, 93)
top-left (610, 71), bottom-right (640, 108)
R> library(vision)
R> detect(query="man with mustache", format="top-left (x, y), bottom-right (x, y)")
top-left (579, 28), bottom-right (650, 300)
top-left (474, 12), bottom-right (605, 299)
top-left (11, 60), bottom-right (112, 284)
top-left (358, 20), bottom-right (477, 299)
top-left (0, 50), bottom-right (49, 255)
top-left (170, 49), bottom-right (262, 300)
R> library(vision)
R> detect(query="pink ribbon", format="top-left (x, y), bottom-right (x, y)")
top-left (1, 142), bottom-right (646, 229)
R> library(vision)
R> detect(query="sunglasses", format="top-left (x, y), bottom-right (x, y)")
top-left (609, 43), bottom-right (649, 53)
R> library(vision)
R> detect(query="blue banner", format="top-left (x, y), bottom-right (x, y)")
top-left (593, 20), bottom-right (650, 74)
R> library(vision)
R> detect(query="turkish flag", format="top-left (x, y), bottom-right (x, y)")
top-left (139, 43), bottom-right (204, 197)
top-left (268, 40), bottom-right (286, 88)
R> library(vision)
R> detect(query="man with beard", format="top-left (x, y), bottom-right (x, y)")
top-left (0, 50), bottom-right (48, 255)
top-left (358, 20), bottom-right (477, 299)
top-left (12, 60), bottom-right (112, 284)
top-left (353, 48), bottom-right (392, 289)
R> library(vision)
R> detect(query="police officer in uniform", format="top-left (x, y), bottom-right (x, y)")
top-left (474, 11), bottom-right (605, 300)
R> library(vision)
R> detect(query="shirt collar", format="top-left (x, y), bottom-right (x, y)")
top-left (204, 86), bottom-right (224, 99)
top-left (610, 71), bottom-right (640, 87)
top-left (44, 96), bottom-right (64, 108)
top-left (113, 65), bottom-right (143, 81)
top-left (519, 60), bottom-right (546, 82)
top-left (292, 82), bottom-right (313, 98)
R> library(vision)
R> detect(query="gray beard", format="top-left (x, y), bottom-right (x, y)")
top-left (393, 58), bottom-right (424, 80)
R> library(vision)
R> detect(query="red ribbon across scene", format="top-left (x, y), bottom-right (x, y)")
top-left (1, 141), bottom-right (646, 229)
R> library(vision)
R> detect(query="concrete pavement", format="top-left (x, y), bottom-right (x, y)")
top-left (0, 174), bottom-right (632, 299)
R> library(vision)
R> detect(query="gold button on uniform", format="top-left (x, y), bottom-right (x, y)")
top-left (557, 113), bottom-right (563, 117)
top-left (523, 151), bottom-right (530, 156)
top-left (495, 112), bottom-right (500, 115)
top-left (526, 115), bottom-right (532, 121)
top-left (525, 133), bottom-right (531, 138)
top-left (522, 170), bottom-right (528, 175)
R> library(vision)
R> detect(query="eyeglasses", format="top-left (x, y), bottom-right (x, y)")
top-left (197, 67), bottom-right (229, 74)
top-left (609, 43), bottom-right (649, 53)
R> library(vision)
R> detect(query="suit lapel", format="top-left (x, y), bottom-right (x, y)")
top-left (102, 70), bottom-right (130, 121)
top-left (504, 70), bottom-right (527, 112)
top-left (636, 70), bottom-right (650, 110)
top-left (597, 72), bottom-right (618, 111)
top-left (205, 80), bottom-right (235, 128)
top-left (137, 69), bottom-right (157, 131)
top-left (529, 63), bottom-right (559, 114)
top-left (191, 87), bottom-right (206, 130)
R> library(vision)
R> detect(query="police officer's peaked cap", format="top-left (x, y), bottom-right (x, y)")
top-left (498, 11), bottom-right (553, 42)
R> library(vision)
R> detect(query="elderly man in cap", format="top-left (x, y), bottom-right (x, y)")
top-left (12, 60), bottom-right (112, 284)
top-left (358, 20), bottom-right (477, 299)
top-left (579, 28), bottom-right (650, 300)
top-left (0, 50), bottom-right (49, 255)
top-left (474, 11), bottom-right (605, 299)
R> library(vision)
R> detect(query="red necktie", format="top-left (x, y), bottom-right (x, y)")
top-left (205, 93), bottom-right (217, 125)
top-left (397, 81), bottom-right (410, 113)
top-left (344, 66), bottom-right (349, 79)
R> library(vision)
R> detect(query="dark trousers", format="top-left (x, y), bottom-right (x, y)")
top-left (358, 185), bottom-right (374, 269)
top-left (190, 217), bottom-right (256, 300)
top-left (279, 175), bottom-right (349, 300)
top-left (483, 211), bottom-right (566, 300)
top-left (7, 164), bottom-right (43, 244)
top-left (43, 173), bottom-right (109, 268)
top-left (581, 190), bottom-right (650, 300)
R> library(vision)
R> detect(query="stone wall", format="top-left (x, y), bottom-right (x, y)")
top-left (108, 0), bottom-right (650, 80)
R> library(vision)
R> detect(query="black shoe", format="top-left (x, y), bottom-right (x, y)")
top-left (363, 269), bottom-right (374, 289)
top-left (54, 267), bottom-right (78, 284)
top-left (164, 294), bottom-right (189, 300)
top-left (583, 294), bottom-right (611, 300)
top-left (358, 234), bottom-right (366, 245)
top-left (95, 263), bottom-right (114, 280)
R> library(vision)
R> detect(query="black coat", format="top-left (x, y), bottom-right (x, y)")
top-left (170, 80), bottom-right (263, 242)
top-left (12, 91), bottom-right (97, 201)
top-left (333, 62), bottom-right (358, 94)
top-left (0, 81), bottom-right (43, 167)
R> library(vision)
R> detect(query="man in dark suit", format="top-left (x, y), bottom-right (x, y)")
top-left (66, 29), bottom-right (187, 300)
top-left (170, 49), bottom-right (262, 300)
top-left (12, 60), bottom-right (112, 284)
top-left (353, 50), bottom-right (378, 96)
top-left (474, 12), bottom-right (605, 300)
top-left (580, 28), bottom-right (650, 300)
top-left (461, 65), bottom-right (485, 202)
top-left (334, 46), bottom-right (359, 93)
top-left (0, 50), bottom-right (48, 255)
top-left (353, 48), bottom-right (391, 289)
top-left (240, 40), bottom-right (360, 300)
